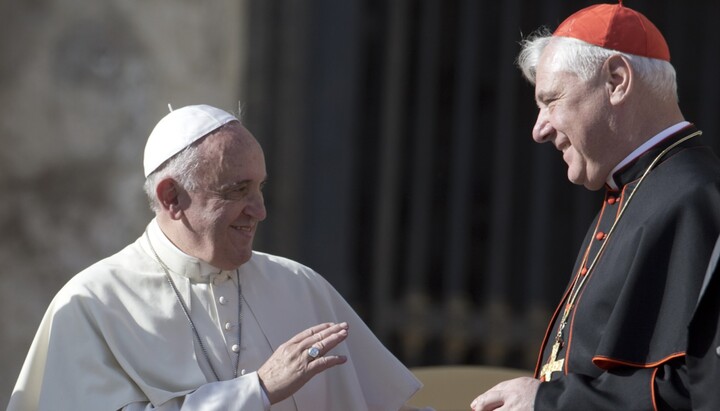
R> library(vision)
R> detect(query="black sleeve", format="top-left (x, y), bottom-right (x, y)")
top-left (687, 255), bottom-right (720, 411)
top-left (535, 360), bottom-right (691, 411)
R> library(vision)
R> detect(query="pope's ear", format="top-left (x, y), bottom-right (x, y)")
top-left (604, 54), bottom-right (632, 105)
top-left (155, 178), bottom-right (184, 219)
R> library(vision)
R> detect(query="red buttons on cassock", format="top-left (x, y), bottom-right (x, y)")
top-left (580, 267), bottom-right (588, 275)
top-left (607, 197), bottom-right (616, 205)
top-left (595, 232), bottom-right (606, 241)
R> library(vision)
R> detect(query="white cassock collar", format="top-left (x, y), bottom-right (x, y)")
top-left (145, 218), bottom-right (236, 284)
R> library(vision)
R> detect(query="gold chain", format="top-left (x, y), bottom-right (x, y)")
top-left (550, 130), bottom-right (702, 363)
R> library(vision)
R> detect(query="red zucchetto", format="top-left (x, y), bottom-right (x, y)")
top-left (553, 1), bottom-right (670, 61)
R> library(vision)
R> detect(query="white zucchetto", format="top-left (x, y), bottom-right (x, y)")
top-left (143, 104), bottom-right (238, 177)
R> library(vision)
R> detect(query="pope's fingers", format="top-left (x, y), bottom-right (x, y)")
top-left (305, 351), bottom-right (348, 374)
top-left (288, 322), bottom-right (335, 344)
top-left (289, 322), bottom-right (348, 344)
top-left (304, 322), bottom-right (348, 356)
top-left (258, 323), bottom-right (351, 406)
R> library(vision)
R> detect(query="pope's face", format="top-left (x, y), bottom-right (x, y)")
top-left (181, 123), bottom-right (267, 269)
top-left (531, 41), bottom-right (616, 191)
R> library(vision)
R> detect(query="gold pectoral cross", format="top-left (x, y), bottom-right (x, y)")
top-left (540, 340), bottom-right (564, 382)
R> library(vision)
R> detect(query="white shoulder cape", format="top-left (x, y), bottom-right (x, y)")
top-left (9, 230), bottom-right (420, 410)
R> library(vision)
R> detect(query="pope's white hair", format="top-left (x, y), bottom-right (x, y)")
top-left (516, 28), bottom-right (678, 103)
top-left (143, 138), bottom-right (206, 212)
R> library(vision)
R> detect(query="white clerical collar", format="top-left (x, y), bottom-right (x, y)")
top-left (606, 121), bottom-right (691, 190)
top-left (146, 218), bottom-right (233, 283)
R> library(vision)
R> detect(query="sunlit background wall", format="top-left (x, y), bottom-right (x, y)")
top-left (2, 0), bottom-right (719, 406)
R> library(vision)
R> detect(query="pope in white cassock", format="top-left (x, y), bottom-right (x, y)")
top-left (8, 104), bottom-right (424, 411)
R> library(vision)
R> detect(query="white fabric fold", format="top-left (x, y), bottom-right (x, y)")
top-left (9, 220), bottom-right (421, 411)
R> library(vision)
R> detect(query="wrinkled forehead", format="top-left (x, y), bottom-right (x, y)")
top-left (193, 120), bottom-right (255, 151)
top-left (198, 124), bottom-right (266, 183)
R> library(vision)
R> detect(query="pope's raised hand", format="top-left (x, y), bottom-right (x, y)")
top-left (257, 322), bottom-right (349, 404)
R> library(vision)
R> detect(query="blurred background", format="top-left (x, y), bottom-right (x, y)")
top-left (2, 0), bottom-right (719, 406)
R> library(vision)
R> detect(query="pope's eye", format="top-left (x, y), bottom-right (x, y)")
top-left (222, 186), bottom-right (248, 200)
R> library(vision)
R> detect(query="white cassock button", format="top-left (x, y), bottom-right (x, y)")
top-left (224, 322), bottom-right (232, 331)
top-left (232, 344), bottom-right (240, 353)
top-left (716, 346), bottom-right (720, 357)
top-left (241, 369), bottom-right (246, 375)
top-left (218, 296), bottom-right (226, 305)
